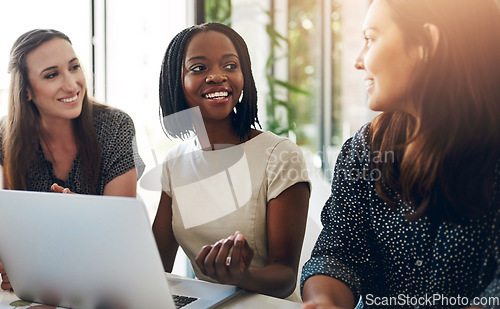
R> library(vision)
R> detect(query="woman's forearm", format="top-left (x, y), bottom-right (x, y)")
top-left (236, 263), bottom-right (298, 298)
top-left (302, 275), bottom-right (355, 309)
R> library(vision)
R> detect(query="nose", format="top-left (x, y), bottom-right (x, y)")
top-left (62, 72), bottom-right (78, 92)
top-left (354, 52), bottom-right (364, 70)
top-left (205, 72), bottom-right (227, 84)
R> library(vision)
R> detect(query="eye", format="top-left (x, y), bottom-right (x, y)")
top-left (364, 36), bottom-right (374, 46)
top-left (44, 72), bottom-right (58, 79)
top-left (70, 64), bottom-right (81, 71)
top-left (190, 65), bottom-right (206, 72)
top-left (223, 63), bottom-right (238, 70)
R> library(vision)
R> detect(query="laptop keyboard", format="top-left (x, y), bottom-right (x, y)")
top-left (173, 294), bottom-right (198, 308)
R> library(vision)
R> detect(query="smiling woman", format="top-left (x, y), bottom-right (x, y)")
top-left (182, 30), bottom-right (244, 131)
top-left (353, 0), bottom-right (420, 113)
top-left (0, 1), bottom-right (92, 110)
top-left (25, 38), bottom-right (86, 125)
top-left (153, 22), bottom-right (311, 301)
top-left (0, 28), bottom-right (146, 292)
top-left (300, 0), bottom-right (500, 308)
top-left (0, 29), bottom-right (144, 195)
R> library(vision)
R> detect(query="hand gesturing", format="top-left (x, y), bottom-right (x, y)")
top-left (195, 232), bottom-right (254, 285)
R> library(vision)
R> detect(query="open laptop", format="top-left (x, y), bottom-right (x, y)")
top-left (0, 190), bottom-right (239, 309)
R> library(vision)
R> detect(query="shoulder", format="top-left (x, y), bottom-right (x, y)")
top-left (92, 105), bottom-right (137, 141)
top-left (93, 105), bottom-right (134, 128)
top-left (91, 105), bottom-right (138, 150)
top-left (249, 131), bottom-right (301, 154)
top-left (337, 122), bottom-right (372, 165)
top-left (163, 138), bottom-right (197, 162)
top-left (249, 132), bottom-right (308, 171)
top-left (349, 122), bottom-right (371, 151)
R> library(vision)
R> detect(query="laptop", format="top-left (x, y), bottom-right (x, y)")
top-left (0, 190), bottom-right (239, 309)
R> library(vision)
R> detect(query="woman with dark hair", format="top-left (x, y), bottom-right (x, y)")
top-left (0, 29), bottom-right (144, 289)
top-left (153, 23), bottom-right (311, 300)
top-left (301, 0), bottom-right (499, 308)
top-left (158, 22), bottom-right (259, 141)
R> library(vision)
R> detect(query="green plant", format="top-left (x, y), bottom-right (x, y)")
top-left (203, 1), bottom-right (309, 137)
top-left (264, 9), bottom-right (310, 137)
top-left (204, 0), bottom-right (232, 26)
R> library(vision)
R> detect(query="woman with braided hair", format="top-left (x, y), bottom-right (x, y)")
top-left (153, 23), bottom-right (311, 301)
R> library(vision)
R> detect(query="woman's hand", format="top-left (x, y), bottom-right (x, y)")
top-left (0, 261), bottom-right (12, 291)
top-left (50, 183), bottom-right (73, 194)
top-left (195, 231), bottom-right (254, 285)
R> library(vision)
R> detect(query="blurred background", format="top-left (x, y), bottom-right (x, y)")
top-left (0, 0), bottom-right (377, 275)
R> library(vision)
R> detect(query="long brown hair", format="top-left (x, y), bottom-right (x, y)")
top-left (370, 0), bottom-right (500, 223)
top-left (3, 29), bottom-right (102, 190)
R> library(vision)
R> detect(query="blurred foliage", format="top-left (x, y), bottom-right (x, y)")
top-left (205, 0), bottom-right (232, 26)
top-left (287, 0), bottom-right (343, 149)
top-left (265, 8), bottom-right (310, 138)
top-left (330, 3), bottom-right (343, 146)
top-left (286, 1), bottom-right (317, 146)
top-left (203, 0), bottom-right (315, 143)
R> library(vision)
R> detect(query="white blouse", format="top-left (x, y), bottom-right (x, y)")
top-left (161, 131), bottom-right (311, 300)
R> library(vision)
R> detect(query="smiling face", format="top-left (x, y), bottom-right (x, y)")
top-left (355, 0), bottom-right (420, 113)
top-left (182, 31), bottom-right (244, 123)
top-left (26, 38), bottom-right (85, 123)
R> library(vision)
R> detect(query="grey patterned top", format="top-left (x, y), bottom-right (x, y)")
top-left (301, 123), bottom-right (499, 309)
top-left (0, 107), bottom-right (144, 195)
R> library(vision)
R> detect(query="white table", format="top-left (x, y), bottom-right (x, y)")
top-left (0, 285), bottom-right (302, 309)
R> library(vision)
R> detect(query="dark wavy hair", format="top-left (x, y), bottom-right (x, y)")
top-left (369, 0), bottom-right (500, 223)
top-left (159, 22), bottom-right (260, 140)
top-left (3, 29), bottom-right (103, 190)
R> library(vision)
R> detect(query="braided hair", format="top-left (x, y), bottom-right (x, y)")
top-left (159, 23), bottom-right (260, 141)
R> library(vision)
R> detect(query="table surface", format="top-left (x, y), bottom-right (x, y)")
top-left (0, 284), bottom-right (302, 309)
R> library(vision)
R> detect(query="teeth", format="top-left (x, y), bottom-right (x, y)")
top-left (60, 94), bottom-right (78, 103)
top-left (205, 91), bottom-right (228, 99)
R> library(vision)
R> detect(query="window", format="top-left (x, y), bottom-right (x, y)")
top-left (200, 0), bottom-right (376, 220)
top-left (201, 0), bottom-right (376, 180)
top-left (94, 0), bottom-right (189, 219)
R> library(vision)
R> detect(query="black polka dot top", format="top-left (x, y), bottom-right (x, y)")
top-left (301, 123), bottom-right (499, 308)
